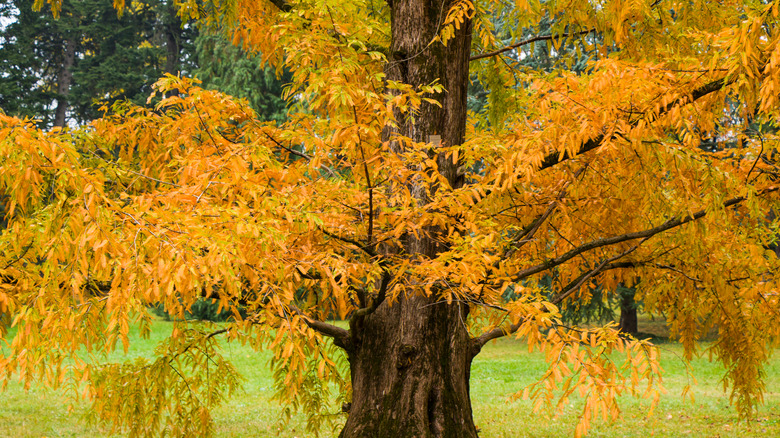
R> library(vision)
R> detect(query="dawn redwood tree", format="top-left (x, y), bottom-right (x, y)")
top-left (3, 0), bottom-right (780, 437)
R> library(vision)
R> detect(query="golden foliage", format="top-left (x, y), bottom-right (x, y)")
top-left (3, 0), bottom-right (780, 436)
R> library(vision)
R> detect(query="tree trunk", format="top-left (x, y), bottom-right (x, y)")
top-left (339, 0), bottom-right (475, 436)
top-left (618, 287), bottom-right (638, 335)
top-left (163, 3), bottom-right (182, 97)
top-left (340, 298), bottom-right (478, 438)
top-left (164, 11), bottom-right (181, 76)
top-left (54, 37), bottom-right (77, 128)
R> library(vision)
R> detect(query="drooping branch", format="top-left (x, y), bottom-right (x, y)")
top-left (537, 77), bottom-right (730, 171)
top-left (514, 187), bottom-right (779, 282)
top-left (469, 29), bottom-right (595, 62)
top-left (289, 303), bottom-right (351, 346)
top-left (550, 241), bottom-right (645, 305)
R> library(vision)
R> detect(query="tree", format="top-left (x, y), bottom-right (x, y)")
top-left (194, 29), bottom-right (290, 124)
top-left (3, 0), bottom-right (780, 437)
top-left (0, 0), bottom-right (196, 128)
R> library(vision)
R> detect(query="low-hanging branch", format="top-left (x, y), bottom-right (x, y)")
top-left (550, 242), bottom-right (645, 306)
top-left (288, 302), bottom-right (351, 345)
top-left (471, 320), bottom-right (522, 352)
top-left (512, 188), bottom-right (778, 282)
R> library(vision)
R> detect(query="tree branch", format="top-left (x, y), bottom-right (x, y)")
top-left (505, 201), bottom-right (556, 255)
top-left (503, 165), bottom-right (589, 259)
top-left (472, 321), bottom-right (522, 352)
top-left (352, 270), bottom-right (390, 318)
top-left (469, 30), bottom-right (595, 62)
top-left (550, 242), bottom-right (644, 305)
top-left (263, 132), bottom-right (310, 160)
top-left (267, 0), bottom-right (292, 12)
top-left (289, 303), bottom-right (350, 345)
top-left (466, 75), bottom-right (732, 209)
top-left (514, 187), bottom-right (779, 282)
top-left (471, 251), bottom-right (642, 352)
top-left (305, 317), bottom-right (350, 340)
top-left (537, 77), bottom-right (730, 171)
top-left (318, 225), bottom-right (378, 257)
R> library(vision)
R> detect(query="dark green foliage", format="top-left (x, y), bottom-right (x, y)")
top-left (0, 0), bottom-right (61, 126)
top-left (0, 1), bottom-right (289, 127)
top-left (68, 2), bottom-right (165, 122)
top-left (194, 31), bottom-right (290, 124)
top-left (0, 0), bottom-right (195, 127)
top-left (150, 298), bottom-right (247, 322)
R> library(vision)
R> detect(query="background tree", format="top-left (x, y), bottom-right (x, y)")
top-left (0, 0), bottom-right (285, 127)
top-left (0, 0), bottom-right (196, 127)
top-left (194, 29), bottom-right (290, 124)
top-left (3, 1), bottom-right (780, 438)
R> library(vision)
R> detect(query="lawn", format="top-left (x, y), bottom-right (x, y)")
top-left (0, 315), bottom-right (778, 437)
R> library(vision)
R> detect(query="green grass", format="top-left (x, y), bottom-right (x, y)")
top-left (1, 316), bottom-right (778, 437)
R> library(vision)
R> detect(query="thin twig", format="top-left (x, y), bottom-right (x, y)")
top-left (470, 29), bottom-right (595, 61)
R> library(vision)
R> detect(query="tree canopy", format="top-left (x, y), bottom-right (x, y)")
top-left (2, 0), bottom-right (780, 437)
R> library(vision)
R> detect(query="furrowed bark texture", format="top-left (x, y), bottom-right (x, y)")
top-left (339, 1), bottom-right (476, 437)
top-left (341, 299), bottom-right (477, 437)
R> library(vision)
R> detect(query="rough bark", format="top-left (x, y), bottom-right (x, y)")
top-left (53, 37), bottom-right (77, 128)
top-left (338, 0), bottom-right (476, 436)
top-left (340, 298), bottom-right (477, 438)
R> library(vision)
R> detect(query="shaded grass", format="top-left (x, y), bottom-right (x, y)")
top-left (1, 316), bottom-right (778, 437)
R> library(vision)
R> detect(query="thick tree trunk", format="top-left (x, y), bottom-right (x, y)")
top-left (53, 37), bottom-right (77, 128)
top-left (340, 298), bottom-right (477, 438)
top-left (338, 0), bottom-right (475, 436)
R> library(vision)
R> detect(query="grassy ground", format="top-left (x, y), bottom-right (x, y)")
top-left (0, 315), bottom-right (778, 437)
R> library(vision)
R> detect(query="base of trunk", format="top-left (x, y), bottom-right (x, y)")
top-left (339, 296), bottom-right (478, 438)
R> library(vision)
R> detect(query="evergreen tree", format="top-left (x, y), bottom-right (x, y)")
top-left (0, 0), bottom-right (196, 128)
top-left (194, 30), bottom-right (290, 123)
